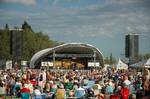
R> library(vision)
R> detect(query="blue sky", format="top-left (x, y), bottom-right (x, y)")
top-left (0, 0), bottom-right (150, 58)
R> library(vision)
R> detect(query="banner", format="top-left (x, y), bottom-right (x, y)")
top-left (88, 62), bottom-right (100, 67)
top-left (41, 62), bottom-right (53, 67)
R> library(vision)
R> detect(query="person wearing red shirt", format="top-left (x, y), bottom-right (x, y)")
top-left (20, 84), bottom-right (30, 93)
top-left (120, 83), bottom-right (130, 99)
top-left (30, 79), bottom-right (37, 86)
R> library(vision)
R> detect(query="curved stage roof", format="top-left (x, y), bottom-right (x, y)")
top-left (30, 43), bottom-right (104, 68)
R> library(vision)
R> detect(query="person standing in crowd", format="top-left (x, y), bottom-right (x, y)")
top-left (9, 75), bottom-right (15, 96)
top-left (75, 83), bottom-right (85, 99)
top-left (5, 75), bottom-right (11, 96)
top-left (55, 83), bottom-right (66, 99)
top-left (143, 78), bottom-right (150, 97)
top-left (33, 86), bottom-right (41, 95)
top-left (0, 67), bottom-right (149, 99)
top-left (123, 75), bottom-right (131, 86)
top-left (38, 69), bottom-right (46, 92)
top-left (120, 83), bottom-right (130, 99)
top-left (0, 79), bottom-right (6, 99)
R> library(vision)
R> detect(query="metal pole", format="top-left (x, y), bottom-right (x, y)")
top-left (93, 50), bottom-right (96, 68)
top-left (53, 50), bottom-right (55, 69)
top-left (128, 56), bottom-right (130, 69)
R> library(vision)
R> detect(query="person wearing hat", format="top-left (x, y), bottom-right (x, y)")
top-left (33, 86), bottom-right (41, 95)
top-left (20, 84), bottom-right (30, 99)
top-left (20, 84), bottom-right (30, 93)
top-left (92, 84), bottom-right (100, 96)
top-left (129, 94), bottom-right (136, 99)
top-left (55, 83), bottom-right (66, 99)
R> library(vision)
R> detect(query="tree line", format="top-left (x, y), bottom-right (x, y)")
top-left (0, 21), bottom-right (60, 61)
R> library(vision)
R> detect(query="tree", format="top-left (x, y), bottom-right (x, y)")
top-left (0, 29), bottom-right (11, 60)
top-left (5, 24), bottom-right (9, 30)
top-left (0, 22), bottom-right (60, 61)
top-left (138, 53), bottom-right (150, 61)
top-left (110, 53), bottom-right (113, 64)
top-left (21, 21), bottom-right (60, 60)
top-left (104, 56), bottom-right (110, 64)
top-left (104, 53), bottom-right (116, 65)
top-left (22, 21), bottom-right (32, 31)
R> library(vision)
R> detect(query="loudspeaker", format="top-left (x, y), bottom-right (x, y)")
top-left (10, 30), bottom-right (23, 60)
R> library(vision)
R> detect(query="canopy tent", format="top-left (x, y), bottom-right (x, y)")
top-left (116, 59), bottom-right (128, 70)
top-left (144, 58), bottom-right (150, 68)
top-left (130, 60), bottom-right (147, 68)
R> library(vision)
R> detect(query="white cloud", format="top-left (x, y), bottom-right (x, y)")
top-left (52, 0), bottom-right (81, 5)
top-left (1, 0), bottom-right (36, 5)
top-left (105, 0), bottom-right (143, 5)
top-left (29, 7), bottom-right (150, 38)
top-left (0, 0), bottom-right (150, 39)
top-left (52, 0), bottom-right (59, 5)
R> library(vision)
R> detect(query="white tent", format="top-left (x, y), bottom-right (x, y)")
top-left (130, 60), bottom-right (147, 68)
top-left (116, 59), bottom-right (128, 70)
top-left (144, 58), bottom-right (150, 68)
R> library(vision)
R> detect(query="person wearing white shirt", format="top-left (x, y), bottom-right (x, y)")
top-left (123, 76), bottom-right (131, 86)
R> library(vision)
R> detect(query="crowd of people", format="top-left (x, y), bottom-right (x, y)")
top-left (0, 67), bottom-right (150, 99)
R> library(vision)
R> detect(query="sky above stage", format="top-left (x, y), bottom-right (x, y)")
top-left (0, 0), bottom-right (150, 58)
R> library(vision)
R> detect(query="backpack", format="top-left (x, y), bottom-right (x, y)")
top-left (39, 75), bottom-right (43, 81)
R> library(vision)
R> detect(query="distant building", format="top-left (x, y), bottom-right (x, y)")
top-left (125, 33), bottom-right (139, 64)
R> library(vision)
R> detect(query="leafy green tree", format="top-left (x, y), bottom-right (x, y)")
top-left (0, 29), bottom-right (11, 60)
top-left (21, 21), bottom-right (59, 60)
top-left (0, 21), bottom-right (60, 61)
top-left (22, 21), bottom-right (32, 31)
top-left (5, 24), bottom-right (9, 30)
top-left (138, 53), bottom-right (150, 61)
top-left (104, 53), bottom-right (116, 65)
top-left (104, 56), bottom-right (109, 64)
